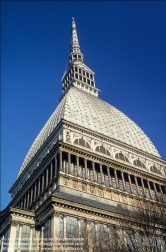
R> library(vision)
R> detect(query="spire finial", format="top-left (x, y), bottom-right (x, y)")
top-left (69, 18), bottom-right (84, 63)
top-left (60, 18), bottom-right (100, 100)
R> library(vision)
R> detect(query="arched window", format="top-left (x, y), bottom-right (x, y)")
top-left (74, 138), bottom-right (91, 149)
top-left (115, 153), bottom-right (129, 162)
top-left (95, 146), bottom-right (110, 155)
top-left (150, 166), bottom-right (162, 175)
top-left (133, 159), bottom-right (146, 169)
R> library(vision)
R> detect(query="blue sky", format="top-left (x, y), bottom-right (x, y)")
top-left (1, 1), bottom-right (166, 210)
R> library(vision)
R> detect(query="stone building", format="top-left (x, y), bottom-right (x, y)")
top-left (1, 18), bottom-right (166, 252)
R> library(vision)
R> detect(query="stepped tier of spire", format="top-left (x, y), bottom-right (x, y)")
top-left (60, 18), bottom-right (100, 100)
top-left (69, 17), bottom-right (84, 63)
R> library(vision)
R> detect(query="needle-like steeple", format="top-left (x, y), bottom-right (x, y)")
top-left (69, 18), bottom-right (84, 63)
top-left (60, 18), bottom-right (100, 100)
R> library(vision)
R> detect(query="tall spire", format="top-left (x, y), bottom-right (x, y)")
top-left (69, 18), bottom-right (84, 63)
top-left (60, 18), bottom-right (100, 101)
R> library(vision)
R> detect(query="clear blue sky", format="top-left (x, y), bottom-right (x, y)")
top-left (1, 1), bottom-right (166, 210)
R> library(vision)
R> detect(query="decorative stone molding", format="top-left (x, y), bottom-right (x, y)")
top-left (82, 183), bottom-right (86, 191)
top-left (66, 130), bottom-right (71, 142)
top-left (90, 186), bottom-right (95, 194)
top-left (98, 188), bottom-right (103, 196)
top-left (63, 178), bottom-right (69, 186)
top-left (62, 121), bottom-right (166, 168)
top-left (73, 180), bottom-right (78, 188)
top-left (64, 126), bottom-right (165, 179)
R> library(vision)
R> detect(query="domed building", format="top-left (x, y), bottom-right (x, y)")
top-left (1, 18), bottom-right (166, 252)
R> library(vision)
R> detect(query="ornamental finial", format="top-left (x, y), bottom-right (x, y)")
top-left (69, 18), bottom-right (84, 63)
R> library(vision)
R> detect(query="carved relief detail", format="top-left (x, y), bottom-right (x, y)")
top-left (66, 130), bottom-right (71, 142)
top-left (82, 183), bottom-right (86, 191)
top-left (98, 188), bottom-right (103, 196)
top-left (64, 178), bottom-right (69, 186)
top-left (73, 180), bottom-right (78, 188)
top-left (90, 186), bottom-right (95, 194)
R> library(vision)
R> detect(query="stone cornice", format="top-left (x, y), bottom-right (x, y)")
top-left (0, 207), bottom-right (35, 235)
top-left (35, 194), bottom-right (166, 235)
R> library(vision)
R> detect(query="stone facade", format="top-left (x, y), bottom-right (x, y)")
top-left (1, 18), bottom-right (166, 252)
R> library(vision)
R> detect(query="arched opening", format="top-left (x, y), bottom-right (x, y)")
top-left (74, 138), bottom-right (91, 148)
top-left (115, 153), bottom-right (129, 162)
top-left (95, 146), bottom-right (110, 155)
top-left (133, 159), bottom-right (146, 169)
top-left (150, 166), bottom-right (162, 175)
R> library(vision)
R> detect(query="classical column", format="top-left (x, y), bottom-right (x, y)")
top-left (21, 198), bottom-right (23, 209)
top-left (84, 158), bottom-right (88, 179)
top-left (128, 174), bottom-right (133, 193)
top-left (46, 167), bottom-right (49, 187)
top-left (92, 162), bottom-right (96, 182)
top-left (34, 181), bottom-right (37, 201)
top-left (50, 162), bottom-right (53, 182)
top-left (159, 184), bottom-right (164, 195)
top-left (134, 176), bottom-right (139, 195)
top-left (94, 222), bottom-right (98, 240)
top-left (159, 185), bottom-right (165, 202)
top-left (121, 171), bottom-right (125, 191)
top-left (107, 167), bottom-right (112, 186)
top-left (153, 182), bottom-right (158, 199)
top-left (114, 169), bottom-right (119, 188)
top-left (29, 227), bottom-right (34, 251)
top-left (42, 172), bottom-right (45, 192)
top-left (141, 178), bottom-right (146, 197)
top-left (77, 218), bottom-right (81, 238)
top-left (50, 213), bottom-right (59, 239)
top-left (23, 194), bottom-right (27, 209)
top-left (63, 160), bottom-right (66, 172)
top-left (86, 219), bottom-right (92, 250)
top-left (17, 224), bottom-right (22, 251)
top-left (38, 177), bottom-right (41, 197)
top-left (59, 150), bottom-right (63, 171)
top-left (8, 223), bottom-right (17, 252)
top-left (68, 153), bottom-right (71, 174)
top-left (76, 156), bottom-right (79, 176)
top-left (40, 226), bottom-right (44, 251)
top-left (30, 185), bottom-right (33, 204)
top-left (100, 164), bottom-right (104, 184)
top-left (27, 190), bottom-right (30, 208)
top-left (35, 229), bottom-right (40, 252)
top-left (147, 180), bottom-right (153, 199)
top-left (54, 155), bottom-right (57, 177)
top-left (107, 225), bottom-right (112, 240)
top-left (64, 215), bottom-right (66, 238)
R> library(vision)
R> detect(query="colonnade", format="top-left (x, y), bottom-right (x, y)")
top-left (17, 156), bottom-right (58, 210)
top-left (16, 150), bottom-right (165, 210)
top-left (59, 151), bottom-right (165, 202)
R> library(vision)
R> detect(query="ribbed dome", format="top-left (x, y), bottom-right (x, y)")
top-left (18, 87), bottom-right (160, 177)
